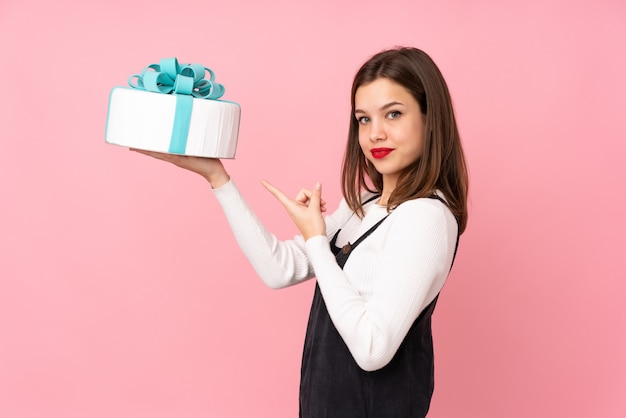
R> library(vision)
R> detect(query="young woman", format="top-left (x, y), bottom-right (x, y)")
top-left (135, 47), bottom-right (468, 417)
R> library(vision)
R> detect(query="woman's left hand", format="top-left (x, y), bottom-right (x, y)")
top-left (262, 180), bottom-right (327, 241)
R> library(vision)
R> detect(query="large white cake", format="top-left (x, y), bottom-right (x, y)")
top-left (105, 86), bottom-right (241, 159)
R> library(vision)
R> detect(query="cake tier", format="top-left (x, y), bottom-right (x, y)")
top-left (105, 87), bottom-right (240, 158)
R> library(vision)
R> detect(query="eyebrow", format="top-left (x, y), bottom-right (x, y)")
top-left (354, 101), bottom-right (404, 114)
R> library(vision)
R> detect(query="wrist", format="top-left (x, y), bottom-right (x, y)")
top-left (204, 171), bottom-right (230, 188)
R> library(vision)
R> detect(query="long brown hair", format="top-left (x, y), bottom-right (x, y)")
top-left (341, 47), bottom-right (469, 234)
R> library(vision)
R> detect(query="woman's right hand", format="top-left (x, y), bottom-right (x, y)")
top-left (130, 149), bottom-right (230, 188)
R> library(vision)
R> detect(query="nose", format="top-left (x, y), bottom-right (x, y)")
top-left (369, 118), bottom-right (386, 142)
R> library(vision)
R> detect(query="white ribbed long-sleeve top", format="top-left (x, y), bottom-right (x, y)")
top-left (212, 179), bottom-right (458, 372)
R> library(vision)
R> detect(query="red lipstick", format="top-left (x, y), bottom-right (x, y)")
top-left (371, 148), bottom-right (393, 159)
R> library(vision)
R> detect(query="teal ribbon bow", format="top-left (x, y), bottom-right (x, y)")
top-left (128, 58), bottom-right (225, 154)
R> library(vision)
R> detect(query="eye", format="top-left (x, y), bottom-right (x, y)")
top-left (356, 116), bottom-right (370, 124)
top-left (387, 110), bottom-right (402, 119)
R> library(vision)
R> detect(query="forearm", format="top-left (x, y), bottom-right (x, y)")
top-left (212, 179), bottom-right (315, 288)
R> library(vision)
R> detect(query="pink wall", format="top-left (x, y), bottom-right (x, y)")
top-left (1, 0), bottom-right (625, 417)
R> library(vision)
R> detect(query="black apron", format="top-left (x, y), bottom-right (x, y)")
top-left (299, 195), bottom-right (459, 418)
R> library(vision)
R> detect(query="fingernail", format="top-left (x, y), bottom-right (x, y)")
top-left (315, 182), bottom-right (321, 190)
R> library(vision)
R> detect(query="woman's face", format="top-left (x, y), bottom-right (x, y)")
top-left (355, 78), bottom-right (426, 190)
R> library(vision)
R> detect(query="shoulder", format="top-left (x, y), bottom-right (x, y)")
top-left (393, 195), bottom-right (449, 215)
top-left (360, 190), bottom-right (379, 203)
top-left (391, 195), bottom-right (458, 234)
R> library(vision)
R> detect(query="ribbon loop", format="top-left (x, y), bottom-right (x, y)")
top-left (128, 57), bottom-right (225, 100)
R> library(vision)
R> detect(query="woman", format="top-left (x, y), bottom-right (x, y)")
top-left (135, 47), bottom-right (468, 417)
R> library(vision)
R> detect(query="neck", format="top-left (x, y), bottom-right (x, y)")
top-left (378, 193), bottom-right (391, 206)
top-left (378, 175), bottom-right (398, 206)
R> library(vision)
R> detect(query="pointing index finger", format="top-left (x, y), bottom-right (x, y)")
top-left (261, 180), bottom-right (290, 205)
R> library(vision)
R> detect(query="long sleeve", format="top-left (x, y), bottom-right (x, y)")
top-left (212, 179), bottom-right (458, 372)
top-left (304, 198), bottom-right (458, 371)
top-left (211, 179), bottom-right (353, 289)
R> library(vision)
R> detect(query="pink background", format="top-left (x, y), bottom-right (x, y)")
top-left (1, 0), bottom-right (625, 417)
